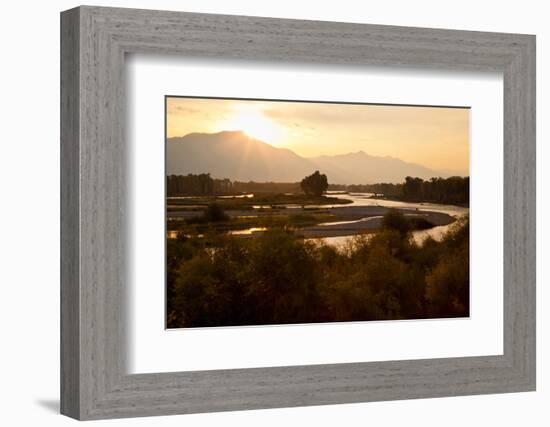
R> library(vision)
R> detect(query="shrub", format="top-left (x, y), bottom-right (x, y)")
top-left (382, 209), bottom-right (410, 235)
top-left (203, 202), bottom-right (228, 222)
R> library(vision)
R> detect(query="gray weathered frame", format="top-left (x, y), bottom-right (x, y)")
top-left (60, 5), bottom-right (536, 420)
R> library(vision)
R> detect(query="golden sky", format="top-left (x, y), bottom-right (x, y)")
top-left (166, 97), bottom-right (469, 175)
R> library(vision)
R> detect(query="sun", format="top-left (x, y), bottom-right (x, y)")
top-left (220, 110), bottom-right (284, 145)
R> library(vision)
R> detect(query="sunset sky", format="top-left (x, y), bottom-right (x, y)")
top-left (166, 97), bottom-right (470, 175)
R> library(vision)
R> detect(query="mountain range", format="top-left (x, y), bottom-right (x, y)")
top-left (166, 131), bottom-right (450, 184)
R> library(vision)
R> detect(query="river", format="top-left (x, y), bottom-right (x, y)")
top-left (169, 192), bottom-right (468, 248)
top-left (307, 192), bottom-right (468, 249)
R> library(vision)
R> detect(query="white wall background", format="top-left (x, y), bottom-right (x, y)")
top-left (0, 0), bottom-right (546, 425)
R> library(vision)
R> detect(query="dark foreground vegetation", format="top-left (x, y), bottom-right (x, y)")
top-left (166, 211), bottom-right (469, 328)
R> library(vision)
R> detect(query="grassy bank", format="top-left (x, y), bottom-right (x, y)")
top-left (167, 193), bottom-right (353, 211)
top-left (167, 212), bottom-right (338, 236)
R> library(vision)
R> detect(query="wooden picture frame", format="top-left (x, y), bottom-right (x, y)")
top-left (60, 5), bottom-right (536, 420)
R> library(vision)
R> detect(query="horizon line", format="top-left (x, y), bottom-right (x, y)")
top-left (166, 130), bottom-right (468, 175)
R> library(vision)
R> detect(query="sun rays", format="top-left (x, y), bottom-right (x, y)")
top-left (166, 96), bottom-right (470, 174)
top-left (218, 108), bottom-right (284, 146)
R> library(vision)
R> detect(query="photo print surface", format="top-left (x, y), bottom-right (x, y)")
top-left (165, 96), bottom-right (470, 329)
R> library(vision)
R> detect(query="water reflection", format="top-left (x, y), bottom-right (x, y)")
top-left (310, 192), bottom-right (468, 249)
top-left (229, 227), bottom-right (267, 236)
top-left (309, 225), bottom-right (452, 251)
top-left (167, 193), bottom-right (254, 200)
top-left (324, 191), bottom-right (468, 217)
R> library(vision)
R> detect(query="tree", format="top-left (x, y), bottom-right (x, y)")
top-left (300, 170), bottom-right (328, 197)
top-left (403, 176), bottom-right (424, 200)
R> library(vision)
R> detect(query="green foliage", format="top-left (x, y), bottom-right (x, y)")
top-left (245, 230), bottom-right (322, 323)
top-left (166, 216), bottom-right (470, 328)
top-left (425, 216), bottom-right (469, 316)
top-left (300, 170), bottom-right (329, 197)
top-left (425, 249), bottom-right (469, 316)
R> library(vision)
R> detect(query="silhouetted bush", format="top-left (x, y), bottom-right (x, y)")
top-left (382, 209), bottom-right (410, 235)
top-left (203, 202), bottom-right (228, 222)
top-left (408, 217), bottom-right (434, 230)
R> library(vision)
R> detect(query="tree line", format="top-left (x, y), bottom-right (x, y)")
top-left (167, 171), bottom-right (328, 196)
top-left (167, 173), bottom-right (302, 196)
top-left (232, 181), bottom-right (301, 194)
top-left (167, 174), bottom-right (233, 196)
top-left (168, 173), bottom-right (469, 205)
top-left (330, 176), bottom-right (469, 205)
top-left (402, 176), bottom-right (469, 204)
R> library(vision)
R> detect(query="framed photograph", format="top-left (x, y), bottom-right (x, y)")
top-left (164, 96), bottom-right (471, 329)
top-left (61, 6), bottom-right (536, 420)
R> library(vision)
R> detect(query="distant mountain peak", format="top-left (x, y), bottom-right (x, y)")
top-left (171, 129), bottom-right (252, 140)
top-left (215, 129), bottom-right (248, 137)
top-left (167, 131), bottom-right (448, 184)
